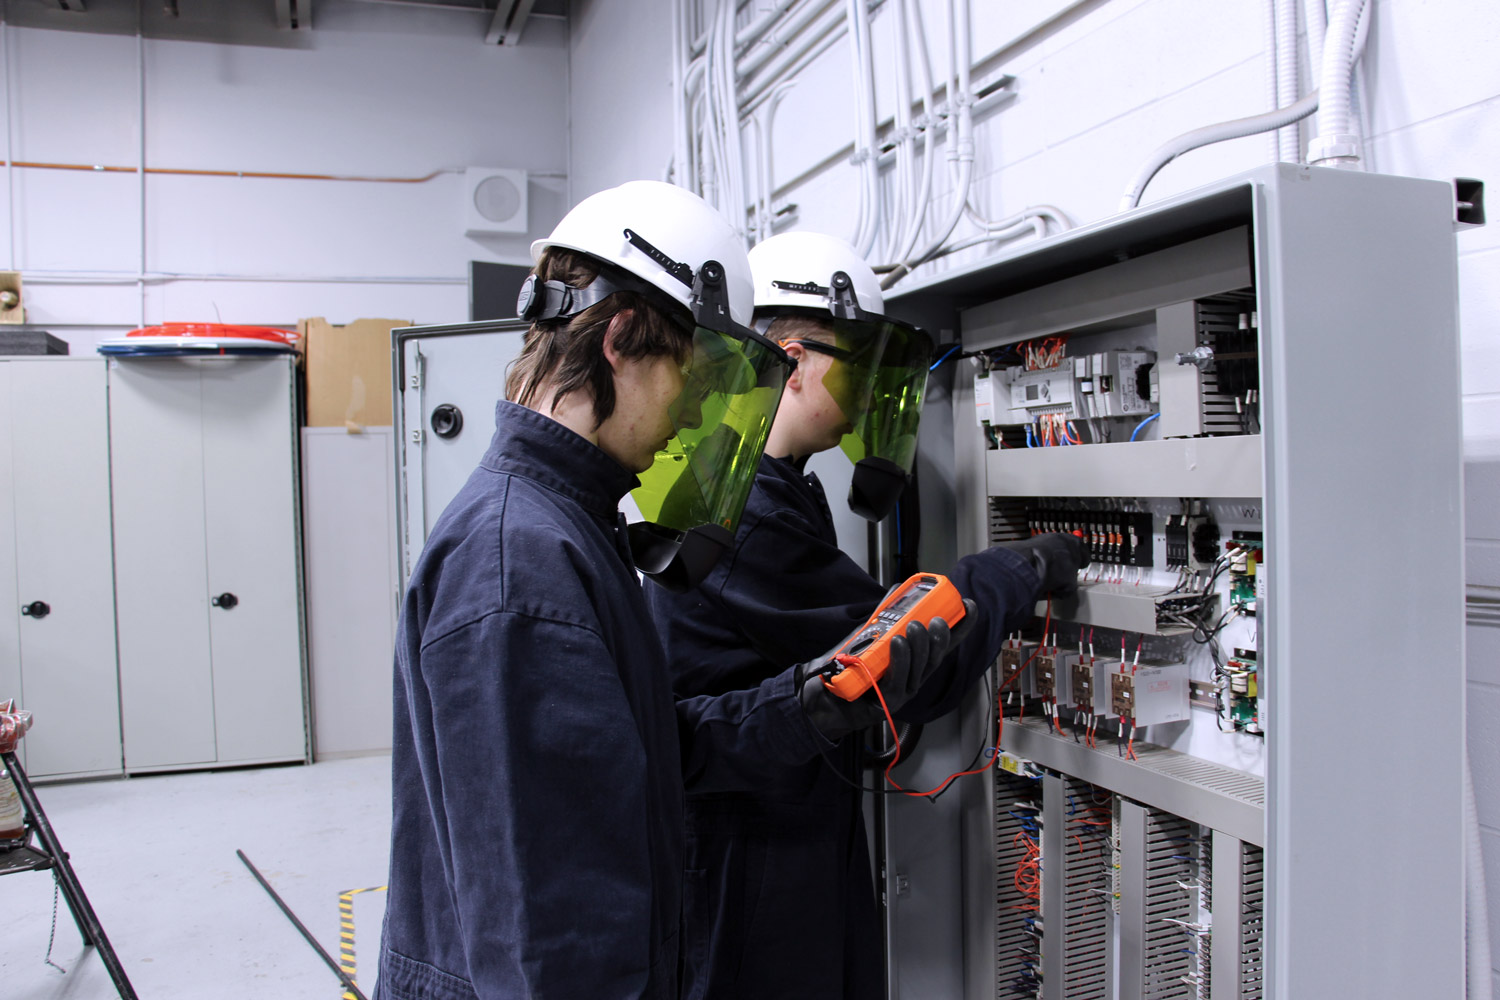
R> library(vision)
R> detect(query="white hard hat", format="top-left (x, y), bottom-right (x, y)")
top-left (749, 231), bottom-right (884, 317)
top-left (533, 180), bottom-right (754, 329)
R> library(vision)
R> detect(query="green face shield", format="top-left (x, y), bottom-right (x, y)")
top-left (629, 323), bottom-right (793, 592)
top-left (793, 319), bottom-right (933, 521)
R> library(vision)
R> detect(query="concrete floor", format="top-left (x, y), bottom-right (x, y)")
top-left (2, 754), bottom-right (392, 999)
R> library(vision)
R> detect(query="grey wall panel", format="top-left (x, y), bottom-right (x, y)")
top-left (303, 427), bottom-right (397, 758)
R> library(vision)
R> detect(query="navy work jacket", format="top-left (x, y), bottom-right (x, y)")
top-left (645, 454), bottom-right (1039, 999)
top-left (377, 404), bottom-right (827, 1000)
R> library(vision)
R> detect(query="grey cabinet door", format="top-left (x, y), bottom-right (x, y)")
top-left (199, 358), bottom-right (306, 764)
top-left (1, 359), bottom-right (122, 778)
top-left (109, 358), bottom-right (217, 770)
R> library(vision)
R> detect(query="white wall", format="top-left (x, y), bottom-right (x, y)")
top-left (568, 0), bottom-right (675, 201)
top-left (571, 0), bottom-right (1500, 986)
top-left (3, 0), bottom-right (572, 352)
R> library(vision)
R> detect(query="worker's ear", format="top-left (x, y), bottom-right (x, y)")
top-left (601, 310), bottom-right (635, 373)
top-left (781, 340), bottom-right (807, 392)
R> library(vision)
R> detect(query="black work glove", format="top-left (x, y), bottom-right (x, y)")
top-left (797, 600), bottom-right (978, 741)
top-left (995, 533), bottom-right (1089, 597)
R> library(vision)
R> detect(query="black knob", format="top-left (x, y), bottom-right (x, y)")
top-left (430, 404), bottom-right (464, 439)
top-left (21, 601), bottom-right (49, 619)
top-left (211, 593), bottom-right (239, 610)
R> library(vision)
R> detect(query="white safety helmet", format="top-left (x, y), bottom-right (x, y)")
top-left (530, 180), bottom-right (754, 331)
top-left (749, 231), bottom-right (884, 319)
top-left (524, 181), bottom-right (797, 595)
top-left (748, 230), bottom-right (936, 524)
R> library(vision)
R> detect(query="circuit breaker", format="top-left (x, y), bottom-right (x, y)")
top-left (880, 164), bottom-right (1464, 1000)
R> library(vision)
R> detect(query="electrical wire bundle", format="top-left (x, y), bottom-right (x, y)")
top-left (1020, 334), bottom-right (1068, 371)
top-left (1009, 797), bottom-right (1044, 998)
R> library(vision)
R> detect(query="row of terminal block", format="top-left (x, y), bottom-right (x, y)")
top-left (999, 639), bottom-right (1191, 728)
top-left (1026, 504), bottom-right (1153, 567)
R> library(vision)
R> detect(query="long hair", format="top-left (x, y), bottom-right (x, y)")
top-left (506, 248), bottom-right (692, 426)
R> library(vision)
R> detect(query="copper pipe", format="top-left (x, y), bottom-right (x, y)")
top-left (0, 160), bottom-right (447, 183)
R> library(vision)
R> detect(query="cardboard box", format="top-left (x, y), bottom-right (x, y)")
top-left (299, 317), bottom-right (411, 429)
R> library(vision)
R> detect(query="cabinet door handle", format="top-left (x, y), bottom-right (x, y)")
top-left (211, 592), bottom-right (239, 610)
top-left (21, 601), bottom-right (50, 619)
top-left (430, 403), bottom-right (464, 439)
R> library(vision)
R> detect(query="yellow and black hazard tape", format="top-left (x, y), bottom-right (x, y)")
top-left (338, 885), bottom-right (387, 1000)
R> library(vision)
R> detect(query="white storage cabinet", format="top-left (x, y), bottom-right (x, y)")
top-left (0, 357), bottom-right (123, 779)
top-left (108, 355), bottom-right (308, 772)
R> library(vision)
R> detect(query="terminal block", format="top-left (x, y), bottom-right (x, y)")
top-left (1071, 660), bottom-right (1099, 715)
top-left (1027, 503), bottom-right (1153, 567)
top-left (998, 642), bottom-right (1036, 697)
top-left (1107, 664), bottom-right (1190, 725)
top-left (1032, 648), bottom-right (1076, 703)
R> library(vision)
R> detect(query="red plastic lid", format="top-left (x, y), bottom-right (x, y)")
top-left (126, 323), bottom-right (301, 347)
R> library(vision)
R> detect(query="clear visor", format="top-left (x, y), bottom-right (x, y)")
top-left (813, 319), bottom-right (933, 475)
top-left (631, 325), bottom-right (792, 537)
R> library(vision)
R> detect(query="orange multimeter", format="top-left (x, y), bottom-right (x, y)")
top-left (823, 573), bottom-right (968, 701)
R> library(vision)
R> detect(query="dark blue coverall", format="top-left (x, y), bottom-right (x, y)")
top-left (377, 404), bottom-right (828, 1000)
top-left (644, 453), bottom-right (1040, 999)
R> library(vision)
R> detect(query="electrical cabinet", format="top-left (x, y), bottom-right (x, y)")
top-left (882, 164), bottom-right (1464, 999)
top-left (384, 167), bottom-right (1465, 1000)
top-left (0, 358), bottom-right (123, 779)
top-left (392, 320), bottom-right (527, 584)
top-left (108, 355), bottom-right (308, 772)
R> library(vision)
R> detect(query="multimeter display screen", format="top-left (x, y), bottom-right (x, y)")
top-left (886, 582), bottom-right (933, 618)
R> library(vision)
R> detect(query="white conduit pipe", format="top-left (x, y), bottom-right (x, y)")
top-left (1262, 0), bottom-right (1280, 162)
top-left (1465, 751), bottom-right (1495, 1000)
top-left (844, 0), bottom-right (871, 252)
top-left (735, 0), bottom-right (798, 52)
top-left (708, 0), bottom-right (740, 227)
top-left (723, 0), bottom-right (751, 238)
top-left (917, 0), bottom-right (974, 257)
top-left (738, 0), bottom-right (839, 81)
top-left (672, 0), bottom-right (690, 188)
top-left (1275, 0), bottom-right (1301, 162)
top-left (1119, 90), bottom-right (1320, 211)
top-left (737, 2), bottom-right (845, 111)
top-left (895, 0), bottom-right (938, 267)
top-left (877, 0), bottom-right (972, 287)
top-left (1308, 0), bottom-right (1368, 166)
top-left (887, 0), bottom-right (914, 260)
top-left (757, 81), bottom-right (796, 241)
top-left (856, 0), bottom-right (882, 257)
top-left (1304, 0), bottom-right (1327, 89)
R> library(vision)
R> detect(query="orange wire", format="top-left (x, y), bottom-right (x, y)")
top-left (862, 597), bottom-right (1057, 800)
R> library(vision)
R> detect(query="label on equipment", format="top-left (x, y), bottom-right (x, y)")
top-left (974, 373), bottom-right (993, 426)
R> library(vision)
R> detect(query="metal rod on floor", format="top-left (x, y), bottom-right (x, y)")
top-left (236, 848), bottom-right (370, 1000)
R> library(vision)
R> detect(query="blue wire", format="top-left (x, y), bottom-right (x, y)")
top-left (929, 344), bottom-right (962, 371)
top-left (1130, 412), bottom-right (1160, 441)
top-left (1025, 424), bottom-right (1036, 448)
